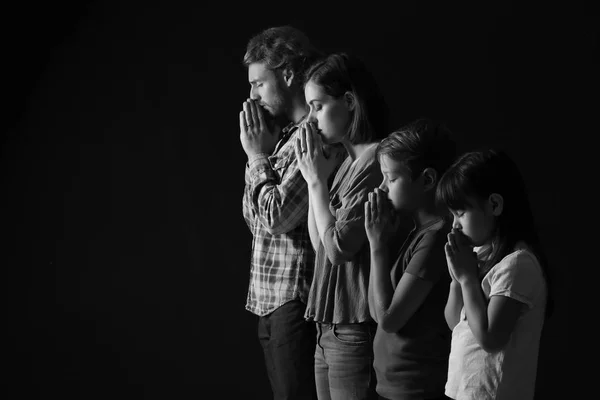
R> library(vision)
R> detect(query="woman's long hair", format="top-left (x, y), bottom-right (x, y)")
top-left (304, 53), bottom-right (389, 144)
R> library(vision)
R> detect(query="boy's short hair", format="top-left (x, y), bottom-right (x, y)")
top-left (376, 118), bottom-right (457, 179)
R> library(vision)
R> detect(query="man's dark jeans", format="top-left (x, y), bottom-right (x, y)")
top-left (258, 300), bottom-right (317, 400)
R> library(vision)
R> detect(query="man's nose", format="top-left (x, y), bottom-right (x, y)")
top-left (249, 87), bottom-right (259, 100)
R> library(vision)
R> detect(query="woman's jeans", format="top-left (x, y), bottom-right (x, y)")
top-left (314, 322), bottom-right (377, 400)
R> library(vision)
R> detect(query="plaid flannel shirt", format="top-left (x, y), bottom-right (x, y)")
top-left (242, 121), bottom-right (315, 316)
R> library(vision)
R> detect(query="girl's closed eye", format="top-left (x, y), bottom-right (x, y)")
top-left (384, 173), bottom-right (397, 183)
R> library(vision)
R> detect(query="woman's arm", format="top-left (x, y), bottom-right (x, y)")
top-left (296, 126), bottom-right (379, 265)
top-left (309, 180), bottom-right (336, 246)
top-left (307, 196), bottom-right (321, 251)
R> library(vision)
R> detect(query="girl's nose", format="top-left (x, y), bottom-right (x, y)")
top-left (452, 218), bottom-right (461, 230)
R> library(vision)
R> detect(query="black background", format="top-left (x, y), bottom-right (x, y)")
top-left (4, 2), bottom-right (589, 399)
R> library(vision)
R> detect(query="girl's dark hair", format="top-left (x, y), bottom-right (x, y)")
top-left (436, 149), bottom-right (554, 319)
top-left (376, 118), bottom-right (457, 180)
top-left (303, 53), bottom-right (389, 144)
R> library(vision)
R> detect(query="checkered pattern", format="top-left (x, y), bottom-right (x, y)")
top-left (242, 122), bottom-right (315, 316)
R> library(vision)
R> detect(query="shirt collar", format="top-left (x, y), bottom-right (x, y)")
top-left (274, 116), bottom-right (307, 153)
top-left (282, 115), bottom-right (306, 135)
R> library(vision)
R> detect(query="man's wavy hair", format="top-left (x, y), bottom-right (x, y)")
top-left (243, 26), bottom-right (323, 89)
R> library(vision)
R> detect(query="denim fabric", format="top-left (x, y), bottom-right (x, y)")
top-left (314, 322), bottom-right (377, 400)
top-left (258, 300), bottom-right (317, 400)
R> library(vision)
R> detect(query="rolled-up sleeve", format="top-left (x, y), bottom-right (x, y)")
top-left (246, 150), bottom-right (309, 236)
top-left (242, 163), bottom-right (255, 233)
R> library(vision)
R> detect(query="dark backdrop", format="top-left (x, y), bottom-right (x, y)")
top-left (4, 2), bottom-right (588, 399)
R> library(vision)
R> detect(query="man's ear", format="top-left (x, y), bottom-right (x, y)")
top-left (344, 91), bottom-right (356, 111)
top-left (488, 193), bottom-right (504, 216)
top-left (421, 167), bottom-right (438, 191)
top-left (282, 68), bottom-right (294, 87)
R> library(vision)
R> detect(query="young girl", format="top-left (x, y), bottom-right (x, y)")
top-left (364, 119), bottom-right (457, 400)
top-left (436, 149), bottom-right (551, 400)
top-left (294, 52), bottom-right (389, 400)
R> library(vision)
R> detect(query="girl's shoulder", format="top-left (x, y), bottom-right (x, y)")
top-left (502, 242), bottom-right (539, 266)
top-left (484, 242), bottom-right (548, 309)
top-left (488, 242), bottom-right (544, 281)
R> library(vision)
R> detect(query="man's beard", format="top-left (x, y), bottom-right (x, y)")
top-left (259, 102), bottom-right (287, 132)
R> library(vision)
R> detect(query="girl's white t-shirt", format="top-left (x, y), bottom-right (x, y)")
top-left (445, 243), bottom-right (548, 400)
